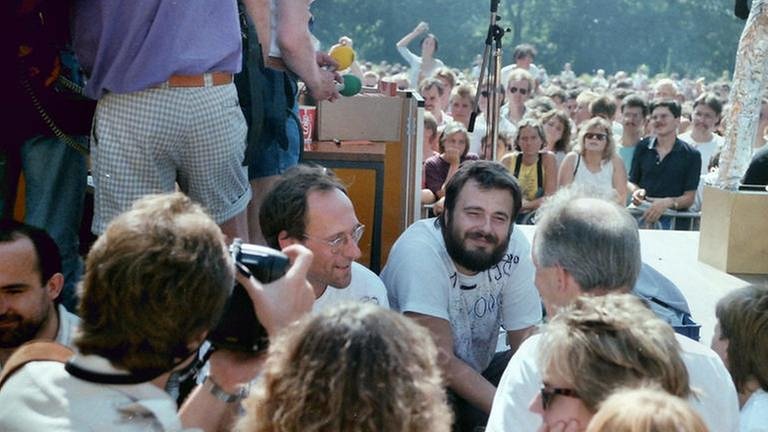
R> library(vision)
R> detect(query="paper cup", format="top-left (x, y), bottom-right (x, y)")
top-left (299, 105), bottom-right (316, 145)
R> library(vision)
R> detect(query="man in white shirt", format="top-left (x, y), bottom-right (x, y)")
top-left (678, 92), bottom-right (724, 175)
top-left (0, 221), bottom-right (80, 370)
top-left (382, 161), bottom-right (542, 431)
top-left (260, 165), bottom-right (388, 312)
top-left (485, 187), bottom-right (740, 432)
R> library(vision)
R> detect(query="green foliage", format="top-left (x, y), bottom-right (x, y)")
top-left (312, 0), bottom-right (745, 80)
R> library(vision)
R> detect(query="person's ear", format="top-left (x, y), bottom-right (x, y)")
top-left (278, 230), bottom-right (301, 249)
top-left (557, 266), bottom-right (582, 299)
top-left (45, 273), bottom-right (65, 301)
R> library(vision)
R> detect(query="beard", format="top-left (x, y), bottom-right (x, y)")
top-left (0, 310), bottom-right (49, 348)
top-left (443, 219), bottom-right (510, 273)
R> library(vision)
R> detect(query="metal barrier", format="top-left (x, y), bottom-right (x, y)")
top-left (627, 205), bottom-right (701, 231)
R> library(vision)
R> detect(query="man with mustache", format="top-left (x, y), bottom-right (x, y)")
top-left (0, 221), bottom-right (80, 370)
top-left (628, 99), bottom-right (701, 228)
top-left (382, 160), bottom-right (542, 431)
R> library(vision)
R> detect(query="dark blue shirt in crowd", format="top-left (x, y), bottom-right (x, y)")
top-left (629, 137), bottom-right (701, 199)
top-left (741, 145), bottom-right (768, 189)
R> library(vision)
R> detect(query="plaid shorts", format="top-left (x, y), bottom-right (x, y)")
top-left (91, 84), bottom-right (250, 234)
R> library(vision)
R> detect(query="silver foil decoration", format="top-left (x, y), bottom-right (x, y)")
top-left (717, 0), bottom-right (768, 189)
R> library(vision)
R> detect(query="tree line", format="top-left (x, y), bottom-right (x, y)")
top-left (312, 0), bottom-right (746, 80)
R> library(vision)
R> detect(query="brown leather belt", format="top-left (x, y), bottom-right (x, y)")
top-left (265, 56), bottom-right (287, 71)
top-left (162, 72), bottom-right (233, 88)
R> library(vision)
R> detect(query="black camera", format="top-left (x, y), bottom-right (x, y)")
top-left (207, 239), bottom-right (290, 352)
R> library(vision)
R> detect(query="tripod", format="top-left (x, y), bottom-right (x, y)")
top-left (468, 0), bottom-right (509, 161)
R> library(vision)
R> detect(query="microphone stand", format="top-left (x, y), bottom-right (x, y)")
top-left (468, 0), bottom-right (509, 161)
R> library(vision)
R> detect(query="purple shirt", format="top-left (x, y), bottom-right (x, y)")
top-left (73, 0), bottom-right (242, 99)
top-left (424, 153), bottom-right (479, 196)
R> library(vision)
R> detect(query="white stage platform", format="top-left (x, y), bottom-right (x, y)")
top-left (516, 225), bottom-right (768, 345)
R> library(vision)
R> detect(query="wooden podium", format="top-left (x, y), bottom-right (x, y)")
top-left (301, 91), bottom-right (424, 272)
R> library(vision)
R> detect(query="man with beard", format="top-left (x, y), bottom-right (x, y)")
top-left (260, 165), bottom-right (388, 311)
top-left (381, 160), bottom-right (542, 431)
top-left (0, 221), bottom-right (79, 370)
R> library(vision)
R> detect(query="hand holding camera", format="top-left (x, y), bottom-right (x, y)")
top-left (207, 241), bottom-right (314, 353)
top-left (236, 244), bottom-right (315, 337)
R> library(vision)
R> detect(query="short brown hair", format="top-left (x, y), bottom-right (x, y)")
top-left (539, 294), bottom-right (690, 412)
top-left (438, 122), bottom-right (470, 156)
top-left (715, 284), bottom-right (768, 393)
top-left (76, 193), bottom-right (232, 374)
top-left (259, 165), bottom-right (348, 249)
top-left (238, 302), bottom-right (453, 432)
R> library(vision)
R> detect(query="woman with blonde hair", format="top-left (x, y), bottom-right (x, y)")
top-left (529, 294), bottom-right (691, 432)
top-left (237, 302), bottom-right (452, 432)
top-left (586, 387), bottom-right (708, 432)
top-left (558, 116), bottom-right (627, 204)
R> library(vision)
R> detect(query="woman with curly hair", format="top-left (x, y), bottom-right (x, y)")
top-left (236, 302), bottom-right (452, 432)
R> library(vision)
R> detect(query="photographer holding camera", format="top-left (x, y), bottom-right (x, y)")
top-left (0, 192), bottom-right (315, 432)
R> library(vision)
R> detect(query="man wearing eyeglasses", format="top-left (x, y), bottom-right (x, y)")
top-left (485, 187), bottom-right (738, 432)
top-left (259, 165), bottom-right (388, 311)
top-left (382, 161), bottom-right (541, 431)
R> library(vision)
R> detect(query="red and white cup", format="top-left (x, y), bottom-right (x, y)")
top-left (299, 105), bottom-right (316, 145)
top-left (378, 79), bottom-right (397, 96)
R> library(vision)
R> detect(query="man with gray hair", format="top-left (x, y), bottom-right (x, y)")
top-left (485, 186), bottom-right (739, 432)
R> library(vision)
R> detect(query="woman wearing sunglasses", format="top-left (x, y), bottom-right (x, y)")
top-left (529, 294), bottom-right (691, 432)
top-left (502, 69), bottom-right (535, 125)
top-left (558, 117), bottom-right (628, 204)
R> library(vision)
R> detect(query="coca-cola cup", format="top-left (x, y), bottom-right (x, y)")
top-left (299, 105), bottom-right (316, 148)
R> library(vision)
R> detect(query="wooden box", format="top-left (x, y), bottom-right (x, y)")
top-left (317, 94), bottom-right (403, 142)
top-left (698, 186), bottom-right (768, 274)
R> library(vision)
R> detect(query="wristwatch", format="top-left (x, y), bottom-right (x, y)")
top-left (204, 375), bottom-right (247, 403)
top-left (671, 198), bottom-right (679, 210)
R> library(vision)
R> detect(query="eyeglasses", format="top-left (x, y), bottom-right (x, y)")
top-left (508, 86), bottom-right (528, 95)
top-left (584, 132), bottom-right (608, 141)
top-left (302, 224), bottom-right (365, 254)
top-left (540, 386), bottom-right (580, 410)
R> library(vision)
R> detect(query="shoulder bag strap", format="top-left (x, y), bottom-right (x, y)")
top-left (0, 341), bottom-right (74, 389)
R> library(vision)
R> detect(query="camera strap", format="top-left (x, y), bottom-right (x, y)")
top-left (64, 361), bottom-right (163, 385)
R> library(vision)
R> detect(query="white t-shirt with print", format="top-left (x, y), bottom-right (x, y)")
top-left (381, 218), bottom-right (541, 372)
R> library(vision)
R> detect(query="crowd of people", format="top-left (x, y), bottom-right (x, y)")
top-left (371, 26), bottom-right (768, 228)
top-left (3, 2), bottom-right (768, 432)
